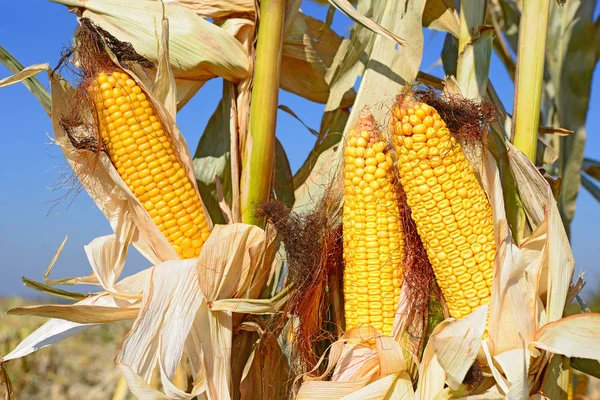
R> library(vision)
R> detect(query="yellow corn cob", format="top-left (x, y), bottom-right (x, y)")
top-left (390, 100), bottom-right (495, 319)
top-left (88, 71), bottom-right (211, 259)
top-left (343, 111), bottom-right (404, 337)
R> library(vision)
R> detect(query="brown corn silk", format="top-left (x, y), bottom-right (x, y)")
top-left (258, 201), bottom-right (343, 374)
top-left (342, 109), bottom-right (404, 337)
top-left (389, 89), bottom-right (497, 320)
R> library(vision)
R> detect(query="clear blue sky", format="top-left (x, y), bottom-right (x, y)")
top-left (1, 1), bottom-right (599, 298)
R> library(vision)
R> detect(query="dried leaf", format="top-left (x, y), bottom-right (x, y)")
top-left (422, 0), bottom-right (460, 37)
top-left (583, 157), bottom-right (600, 180)
top-left (3, 294), bottom-right (123, 361)
top-left (281, 13), bottom-right (355, 105)
top-left (7, 303), bottom-right (138, 324)
top-left (430, 305), bottom-right (487, 389)
top-left (167, 0), bottom-right (254, 19)
top-left (116, 259), bottom-right (205, 399)
top-left (530, 313), bottom-right (600, 359)
top-left (416, 332), bottom-right (445, 400)
top-left (483, 150), bottom-right (536, 353)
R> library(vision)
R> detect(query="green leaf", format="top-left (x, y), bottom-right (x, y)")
top-left (278, 105), bottom-right (319, 136)
top-left (292, 133), bottom-right (342, 213)
top-left (581, 174), bottom-right (600, 203)
top-left (21, 276), bottom-right (88, 301)
top-left (441, 33), bottom-right (458, 76)
top-left (497, 0), bottom-right (520, 53)
top-left (545, 0), bottom-right (599, 236)
top-left (456, 27), bottom-right (494, 99)
top-left (0, 45), bottom-right (51, 116)
top-left (192, 81), bottom-right (233, 225)
top-left (293, 107), bottom-right (349, 190)
top-left (571, 357), bottom-right (600, 379)
top-left (274, 139), bottom-right (295, 209)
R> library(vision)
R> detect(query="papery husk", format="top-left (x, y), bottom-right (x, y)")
top-left (114, 224), bottom-right (282, 400)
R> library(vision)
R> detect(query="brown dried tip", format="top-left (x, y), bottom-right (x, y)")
top-left (395, 85), bottom-right (497, 144)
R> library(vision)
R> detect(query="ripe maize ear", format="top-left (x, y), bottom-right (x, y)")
top-left (343, 112), bottom-right (404, 336)
top-left (390, 100), bottom-right (495, 319)
top-left (88, 71), bottom-right (211, 259)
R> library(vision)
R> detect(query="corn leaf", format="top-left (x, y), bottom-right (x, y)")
top-left (582, 158), bottom-right (600, 180)
top-left (422, 0), bottom-right (459, 37)
top-left (456, 27), bottom-right (494, 100)
top-left (581, 174), bottom-right (600, 202)
top-left (430, 305), bottom-right (487, 389)
top-left (7, 304), bottom-right (139, 324)
top-left (193, 82), bottom-right (234, 226)
top-left (21, 277), bottom-right (88, 301)
top-left (1, 293), bottom-right (122, 361)
top-left (530, 314), bottom-right (600, 359)
top-left (540, 355), bottom-right (570, 400)
top-left (0, 46), bottom-right (51, 116)
top-left (292, 133), bottom-right (342, 213)
top-left (326, 0), bottom-right (407, 46)
top-left (345, 0), bottom-right (426, 124)
top-left (571, 357), bottom-right (600, 380)
top-left (296, 0), bottom-right (427, 213)
top-left (3, 318), bottom-right (93, 362)
top-left (274, 139), bottom-right (295, 208)
top-left (169, 0), bottom-right (254, 19)
top-left (281, 13), bottom-right (355, 105)
top-left (544, 0), bottom-right (599, 236)
top-left (495, 0), bottom-right (520, 53)
top-left (292, 107), bottom-right (348, 191)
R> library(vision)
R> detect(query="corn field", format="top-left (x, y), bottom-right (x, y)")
top-left (1, 0), bottom-right (600, 399)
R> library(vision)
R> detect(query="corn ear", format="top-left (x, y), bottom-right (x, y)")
top-left (390, 100), bottom-right (495, 320)
top-left (343, 109), bottom-right (404, 336)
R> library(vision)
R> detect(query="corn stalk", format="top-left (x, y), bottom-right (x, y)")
top-left (511, 0), bottom-right (550, 162)
top-left (241, 0), bottom-right (286, 226)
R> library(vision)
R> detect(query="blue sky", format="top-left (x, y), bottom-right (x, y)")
top-left (1, 1), bottom-right (599, 298)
